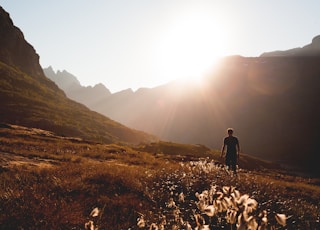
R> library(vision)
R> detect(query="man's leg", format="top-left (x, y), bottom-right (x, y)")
top-left (231, 156), bottom-right (237, 173)
top-left (225, 154), bottom-right (232, 170)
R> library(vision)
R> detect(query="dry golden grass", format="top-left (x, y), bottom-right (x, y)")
top-left (0, 124), bottom-right (319, 229)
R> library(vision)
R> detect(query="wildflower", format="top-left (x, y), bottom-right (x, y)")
top-left (245, 198), bottom-right (258, 213)
top-left (231, 189), bottom-right (241, 201)
top-left (137, 216), bottom-right (146, 228)
top-left (158, 224), bottom-right (165, 230)
top-left (149, 223), bottom-right (158, 230)
top-left (173, 208), bottom-right (181, 222)
top-left (197, 199), bottom-right (207, 212)
top-left (222, 186), bottom-right (235, 195)
top-left (90, 207), bottom-right (100, 217)
top-left (213, 191), bottom-right (224, 200)
top-left (178, 192), bottom-right (185, 203)
top-left (171, 224), bottom-right (179, 230)
top-left (237, 194), bottom-right (250, 206)
top-left (84, 220), bottom-right (95, 230)
top-left (214, 199), bottom-right (224, 213)
top-left (223, 196), bottom-right (234, 208)
top-left (247, 216), bottom-right (258, 230)
top-left (167, 197), bottom-right (176, 208)
top-left (258, 210), bottom-right (268, 230)
top-left (159, 214), bottom-right (167, 226)
top-left (202, 190), bottom-right (209, 198)
top-left (195, 225), bottom-right (210, 230)
top-left (226, 209), bottom-right (237, 224)
top-left (237, 212), bottom-right (253, 230)
top-left (184, 221), bottom-right (192, 230)
top-left (275, 213), bottom-right (287, 227)
top-left (204, 205), bottom-right (215, 217)
top-left (194, 213), bottom-right (205, 227)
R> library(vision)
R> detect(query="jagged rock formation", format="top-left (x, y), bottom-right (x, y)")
top-left (43, 67), bottom-right (111, 106)
top-left (0, 7), bottom-right (44, 79)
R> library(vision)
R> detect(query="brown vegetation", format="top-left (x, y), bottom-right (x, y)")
top-left (0, 124), bottom-right (319, 229)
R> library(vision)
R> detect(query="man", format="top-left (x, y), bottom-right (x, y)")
top-left (221, 128), bottom-right (240, 173)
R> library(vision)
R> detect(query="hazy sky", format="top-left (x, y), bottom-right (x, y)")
top-left (1, 1), bottom-right (320, 92)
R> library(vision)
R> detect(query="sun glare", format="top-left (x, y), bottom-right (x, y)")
top-left (154, 10), bottom-right (228, 85)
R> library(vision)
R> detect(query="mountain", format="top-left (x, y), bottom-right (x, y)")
top-left (0, 6), bottom-right (155, 145)
top-left (43, 66), bottom-right (112, 107)
top-left (46, 36), bottom-right (320, 177)
top-left (261, 35), bottom-right (320, 57)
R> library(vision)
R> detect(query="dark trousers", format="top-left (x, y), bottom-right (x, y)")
top-left (226, 153), bottom-right (237, 172)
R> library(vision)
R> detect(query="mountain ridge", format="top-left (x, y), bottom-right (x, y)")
top-left (261, 34), bottom-right (320, 57)
top-left (0, 6), bottom-right (156, 145)
top-left (45, 41), bottom-right (320, 177)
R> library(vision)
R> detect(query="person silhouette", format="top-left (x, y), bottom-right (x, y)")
top-left (221, 128), bottom-right (240, 173)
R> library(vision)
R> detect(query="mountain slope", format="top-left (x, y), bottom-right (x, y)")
top-left (47, 40), bottom-right (320, 177)
top-left (43, 66), bottom-right (112, 107)
top-left (0, 6), bottom-right (155, 144)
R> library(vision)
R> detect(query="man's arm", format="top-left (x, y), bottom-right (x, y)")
top-left (221, 144), bottom-right (225, 157)
top-left (236, 142), bottom-right (240, 158)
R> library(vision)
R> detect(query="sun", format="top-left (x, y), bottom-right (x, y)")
top-left (153, 10), bottom-right (229, 85)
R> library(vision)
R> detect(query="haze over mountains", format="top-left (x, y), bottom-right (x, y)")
top-left (44, 37), bottom-right (320, 176)
top-left (0, 6), bottom-right (155, 145)
top-left (1, 3), bottom-right (320, 176)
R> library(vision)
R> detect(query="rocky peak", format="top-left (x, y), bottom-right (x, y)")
top-left (0, 7), bottom-right (43, 78)
top-left (308, 35), bottom-right (320, 49)
top-left (261, 35), bottom-right (320, 57)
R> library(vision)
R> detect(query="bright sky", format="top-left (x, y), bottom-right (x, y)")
top-left (1, 1), bottom-right (320, 92)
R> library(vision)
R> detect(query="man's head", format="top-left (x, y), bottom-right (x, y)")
top-left (227, 128), bottom-right (234, 136)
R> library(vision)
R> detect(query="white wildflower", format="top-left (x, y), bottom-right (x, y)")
top-left (231, 189), bottom-right (241, 201)
top-left (247, 216), bottom-right (258, 230)
top-left (258, 210), bottom-right (268, 230)
top-left (195, 224), bottom-right (210, 230)
top-left (214, 199), bottom-right (224, 213)
top-left (226, 209), bottom-right (237, 224)
top-left (194, 214), bottom-right (205, 227)
top-left (197, 199), bottom-right (207, 212)
top-left (204, 205), bottom-right (215, 217)
top-left (149, 223), bottom-right (158, 230)
top-left (137, 216), bottom-right (146, 228)
top-left (215, 191), bottom-right (224, 200)
top-left (184, 221), bottom-right (192, 230)
top-left (178, 192), bottom-right (185, 203)
top-left (245, 198), bottom-right (258, 213)
top-left (237, 212), bottom-right (254, 230)
top-left (237, 194), bottom-right (250, 206)
top-left (275, 213), bottom-right (287, 227)
top-left (84, 220), bottom-right (95, 230)
top-left (160, 214), bottom-right (167, 226)
top-left (90, 207), bottom-right (100, 217)
top-left (223, 196), bottom-right (234, 208)
top-left (167, 197), bottom-right (176, 208)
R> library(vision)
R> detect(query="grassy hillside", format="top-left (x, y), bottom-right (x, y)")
top-left (0, 124), bottom-right (319, 229)
top-left (0, 61), bottom-right (155, 144)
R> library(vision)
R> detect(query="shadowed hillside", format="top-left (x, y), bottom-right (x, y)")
top-left (47, 53), bottom-right (320, 177)
top-left (0, 6), bottom-right (155, 145)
